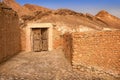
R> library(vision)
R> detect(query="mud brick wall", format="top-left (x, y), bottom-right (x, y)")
top-left (72, 30), bottom-right (120, 76)
top-left (53, 28), bottom-right (63, 49)
top-left (63, 33), bottom-right (72, 63)
top-left (0, 3), bottom-right (21, 63)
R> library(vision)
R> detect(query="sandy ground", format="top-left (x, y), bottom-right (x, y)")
top-left (0, 49), bottom-right (119, 80)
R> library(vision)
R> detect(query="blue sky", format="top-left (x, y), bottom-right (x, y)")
top-left (16, 0), bottom-right (120, 17)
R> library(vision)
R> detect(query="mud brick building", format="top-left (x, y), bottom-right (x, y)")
top-left (20, 22), bottom-right (63, 52)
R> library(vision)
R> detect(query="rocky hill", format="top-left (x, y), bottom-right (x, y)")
top-left (96, 10), bottom-right (120, 29)
top-left (3, 0), bottom-right (33, 16)
top-left (24, 4), bottom-right (50, 13)
top-left (3, 0), bottom-right (120, 30)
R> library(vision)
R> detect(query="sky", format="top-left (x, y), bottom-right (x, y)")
top-left (16, 0), bottom-right (120, 18)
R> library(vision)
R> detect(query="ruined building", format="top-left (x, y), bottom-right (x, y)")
top-left (0, 1), bottom-right (120, 79)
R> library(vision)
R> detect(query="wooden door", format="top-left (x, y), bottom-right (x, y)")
top-left (41, 28), bottom-right (48, 51)
top-left (33, 29), bottom-right (42, 52)
top-left (32, 28), bottom-right (48, 52)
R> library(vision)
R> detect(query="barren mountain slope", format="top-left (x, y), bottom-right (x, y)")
top-left (33, 10), bottom-right (103, 30)
top-left (22, 8), bottom-right (108, 30)
top-left (96, 10), bottom-right (120, 29)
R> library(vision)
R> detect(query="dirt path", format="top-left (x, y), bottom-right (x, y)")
top-left (0, 49), bottom-right (119, 80)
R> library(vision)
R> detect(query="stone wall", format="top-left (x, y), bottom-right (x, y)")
top-left (72, 30), bottom-right (120, 76)
top-left (0, 3), bottom-right (21, 63)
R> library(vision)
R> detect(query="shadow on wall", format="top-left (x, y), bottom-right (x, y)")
top-left (63, 33), bottom-right (73, 64)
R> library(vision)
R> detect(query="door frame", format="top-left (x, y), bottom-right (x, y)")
top-left (26, 23), bottom-right (53, 52)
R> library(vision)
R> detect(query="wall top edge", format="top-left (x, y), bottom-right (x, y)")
top-left (27, 23), bottom-right (53, 28)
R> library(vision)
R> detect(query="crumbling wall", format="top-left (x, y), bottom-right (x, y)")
top-left (0, 3), bottom-right (21, 63)
top-left (63, 33), bottom-right (72, 63)
top-left (72, 30), bottom-right (120, 76)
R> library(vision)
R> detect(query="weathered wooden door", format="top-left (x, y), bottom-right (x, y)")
top-left (32, 28), bottom-right (48, 52)
top-left (33, 29), bottom-right (42, 52)
top-left (41, 28), bottom-right (48, 51)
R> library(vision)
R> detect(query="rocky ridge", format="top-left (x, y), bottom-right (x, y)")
top-left (3, 0), bottom-right (120, 30)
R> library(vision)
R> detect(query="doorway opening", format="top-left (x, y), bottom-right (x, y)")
top-left (32, 28), bottom-right (48, 52)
